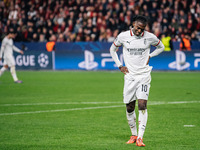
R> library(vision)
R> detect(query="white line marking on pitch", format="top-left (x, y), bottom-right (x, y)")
top-left (0, 100), bottom-right (199, 107)
top-left (0, 102), bottom-right (122, 106)
top-left (184, 125), bottom-right (195, 127)
top-left (0, 105), bottom-right (124, 116)
top-left (0, 100), bottom-right (199, 116)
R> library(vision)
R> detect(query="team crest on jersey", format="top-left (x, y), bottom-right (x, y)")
top-left (144, 39), bottom-right (147, 45)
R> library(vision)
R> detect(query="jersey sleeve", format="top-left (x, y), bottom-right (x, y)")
top-left (150, 34), bottom-right (160, 47)
top-left (113, 33), bottom-right (122, 47)
top-left (13, 45), bottom-right (21, 53)
top-left (149, 34), bottom-right (164, 58)
top-left (110, 33), bottom-right (123, 67)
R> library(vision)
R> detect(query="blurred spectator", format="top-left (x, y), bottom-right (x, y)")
top-left (106, 29), bottom-right (115, 42)
top-left (27, 6), bottom-right (37, 18)
top-left (152, 21), bottom-right (162, 37)
top-left (8, 6), bottom-right (18, 20)
top-left (46, 34), bottom-right (56, 52)
top-left (39, 34), bottom-right (46, 42)
top-left (0, 0), bottom-right (199, 42)
top-left (57, 33), bottom-right (65, 42)
top-left (27, 27), bottom-right (33, 42)
top-left (161, 33), bottom-right (173, 51)
top-left (32, 33), bottom-right (39, 42)
top-left (196, 17), bottom-right (200, 31)
top-left (191, 31), bottom-right (198, 41)
top-left (180, 34), bottom-right (191, 51)
top-left (99, 26), bottom-right (107, 42)
top-left (170, 18), bottom-right (179, 31)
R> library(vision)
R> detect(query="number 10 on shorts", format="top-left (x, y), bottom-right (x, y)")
top-left (141, 84), bottom-right (148, 92)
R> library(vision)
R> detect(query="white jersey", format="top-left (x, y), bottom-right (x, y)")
top-left (111, 29), bottom-right (164, 80)
top-left (0, 36), bottom-right (21, 59)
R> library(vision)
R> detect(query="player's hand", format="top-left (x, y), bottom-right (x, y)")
top-left (119, 66), bottom-right (129, 75)
top-left (20, 50), bottom-right (24, 55)
top-left (146, 56), bottom-right (150, 65)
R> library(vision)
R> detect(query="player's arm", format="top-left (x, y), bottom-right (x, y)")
top-left (0, 41), bottom-right (6, 60)
top-left (110, 43), bottom-right (122, 67)
top-left (146, 38), bottom-right (164, 65)
top-left (149, 40), bottom-right (164, 58)
top-left (13, 45), bottom-right (24, 54)
top-left (149, 33), bottom-right (165, 59)
top-left (110, 40), bottom-right (129, 74)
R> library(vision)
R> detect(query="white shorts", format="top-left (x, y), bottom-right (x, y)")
top-left (3, 56), bottom-right (15, 67)
top-left (123, 75), bottom-right (151, 104)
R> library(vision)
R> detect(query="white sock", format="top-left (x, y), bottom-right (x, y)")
top-left (0, 67), bottom-right (7, 76)
top-left (126, 110), bottom-right (137, 136)
top-left (138, 109), bottom-right (148, 139)
top-left (10, 66), bottom-right (18, 81)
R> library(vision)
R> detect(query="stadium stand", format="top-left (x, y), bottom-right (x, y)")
top-left (0, 0), bottom-right (199, 42)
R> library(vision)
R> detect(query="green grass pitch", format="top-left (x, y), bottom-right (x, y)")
top-left (0, 71), bottom-right (199, 150)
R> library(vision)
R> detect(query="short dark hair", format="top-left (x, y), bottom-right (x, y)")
top-left (133, 15), bottom-right (148, 25)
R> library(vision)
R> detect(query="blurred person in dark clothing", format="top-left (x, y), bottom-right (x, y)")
top-left (27, 27), bottom-right (33, 42)
top-left (91, 27), bottom-right (99, 41)
top-left (169, 27), bottom-right (177, 40)
top-left (0, 7), bottom-right (4, 22)
top-left (179, 18), bottom-right (187, 29)
top-left (15, 26), bottom-right (24, 42)
top-left (32, 33), bottom-right (39, 42)
top-left (170, 18), bottom-right (179, 31)
top-left (191, 32), bottom-right (198, 41)
top-left (161, 18), bottom-right (169, 33)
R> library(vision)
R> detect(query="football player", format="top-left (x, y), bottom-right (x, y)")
top-left (0, 30), bottom-right (24, 83)
top-left (110, 15), bottom-right (164, 147)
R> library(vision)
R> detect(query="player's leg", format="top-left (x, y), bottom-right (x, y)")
top-left (126, 101), bottom-right (138, 144)
top-left (135, 76), bottom-right (151, 147)
top-left (136, 99), bottom-right (147, 147)
top-left (10, 65), bottom-right (20, 82)
top-left (123, 77), bottom-right (138, 144)
top-left (0, 65), bottom-right (8, 77)
top-left (7, 56), bottom-right (22, 83)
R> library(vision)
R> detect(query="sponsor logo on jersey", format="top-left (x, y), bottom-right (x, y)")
top-left (127, 48), bottom-right (146, 55)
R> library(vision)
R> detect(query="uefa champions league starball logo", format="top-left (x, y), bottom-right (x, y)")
top-left (38, 53), bottom-right (49, 68)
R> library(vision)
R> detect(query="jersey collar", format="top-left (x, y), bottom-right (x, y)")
top-left (130, 29), bottom-right (144, 38)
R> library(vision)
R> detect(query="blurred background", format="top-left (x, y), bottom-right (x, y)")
top-left (0, 0), bottom-right (200, 71)
top-left (0, 0), bottom-right (199, 42)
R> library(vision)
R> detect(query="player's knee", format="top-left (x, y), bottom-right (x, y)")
top-left (126, 105), bottom-right (135, 113)
top-left (4, 65), bottom-right (8, 69)
top-left (127, 107), bottom-right (134, 113)
top-left (138, 101), bottom-right (147, 110)
top-left (126, 101), bottom-right (136, 113)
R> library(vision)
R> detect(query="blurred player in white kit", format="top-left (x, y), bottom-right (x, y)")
top-left (110, 16), bottom-right (164, 147)
top-left (0, 31), bottom-right (24, 83)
